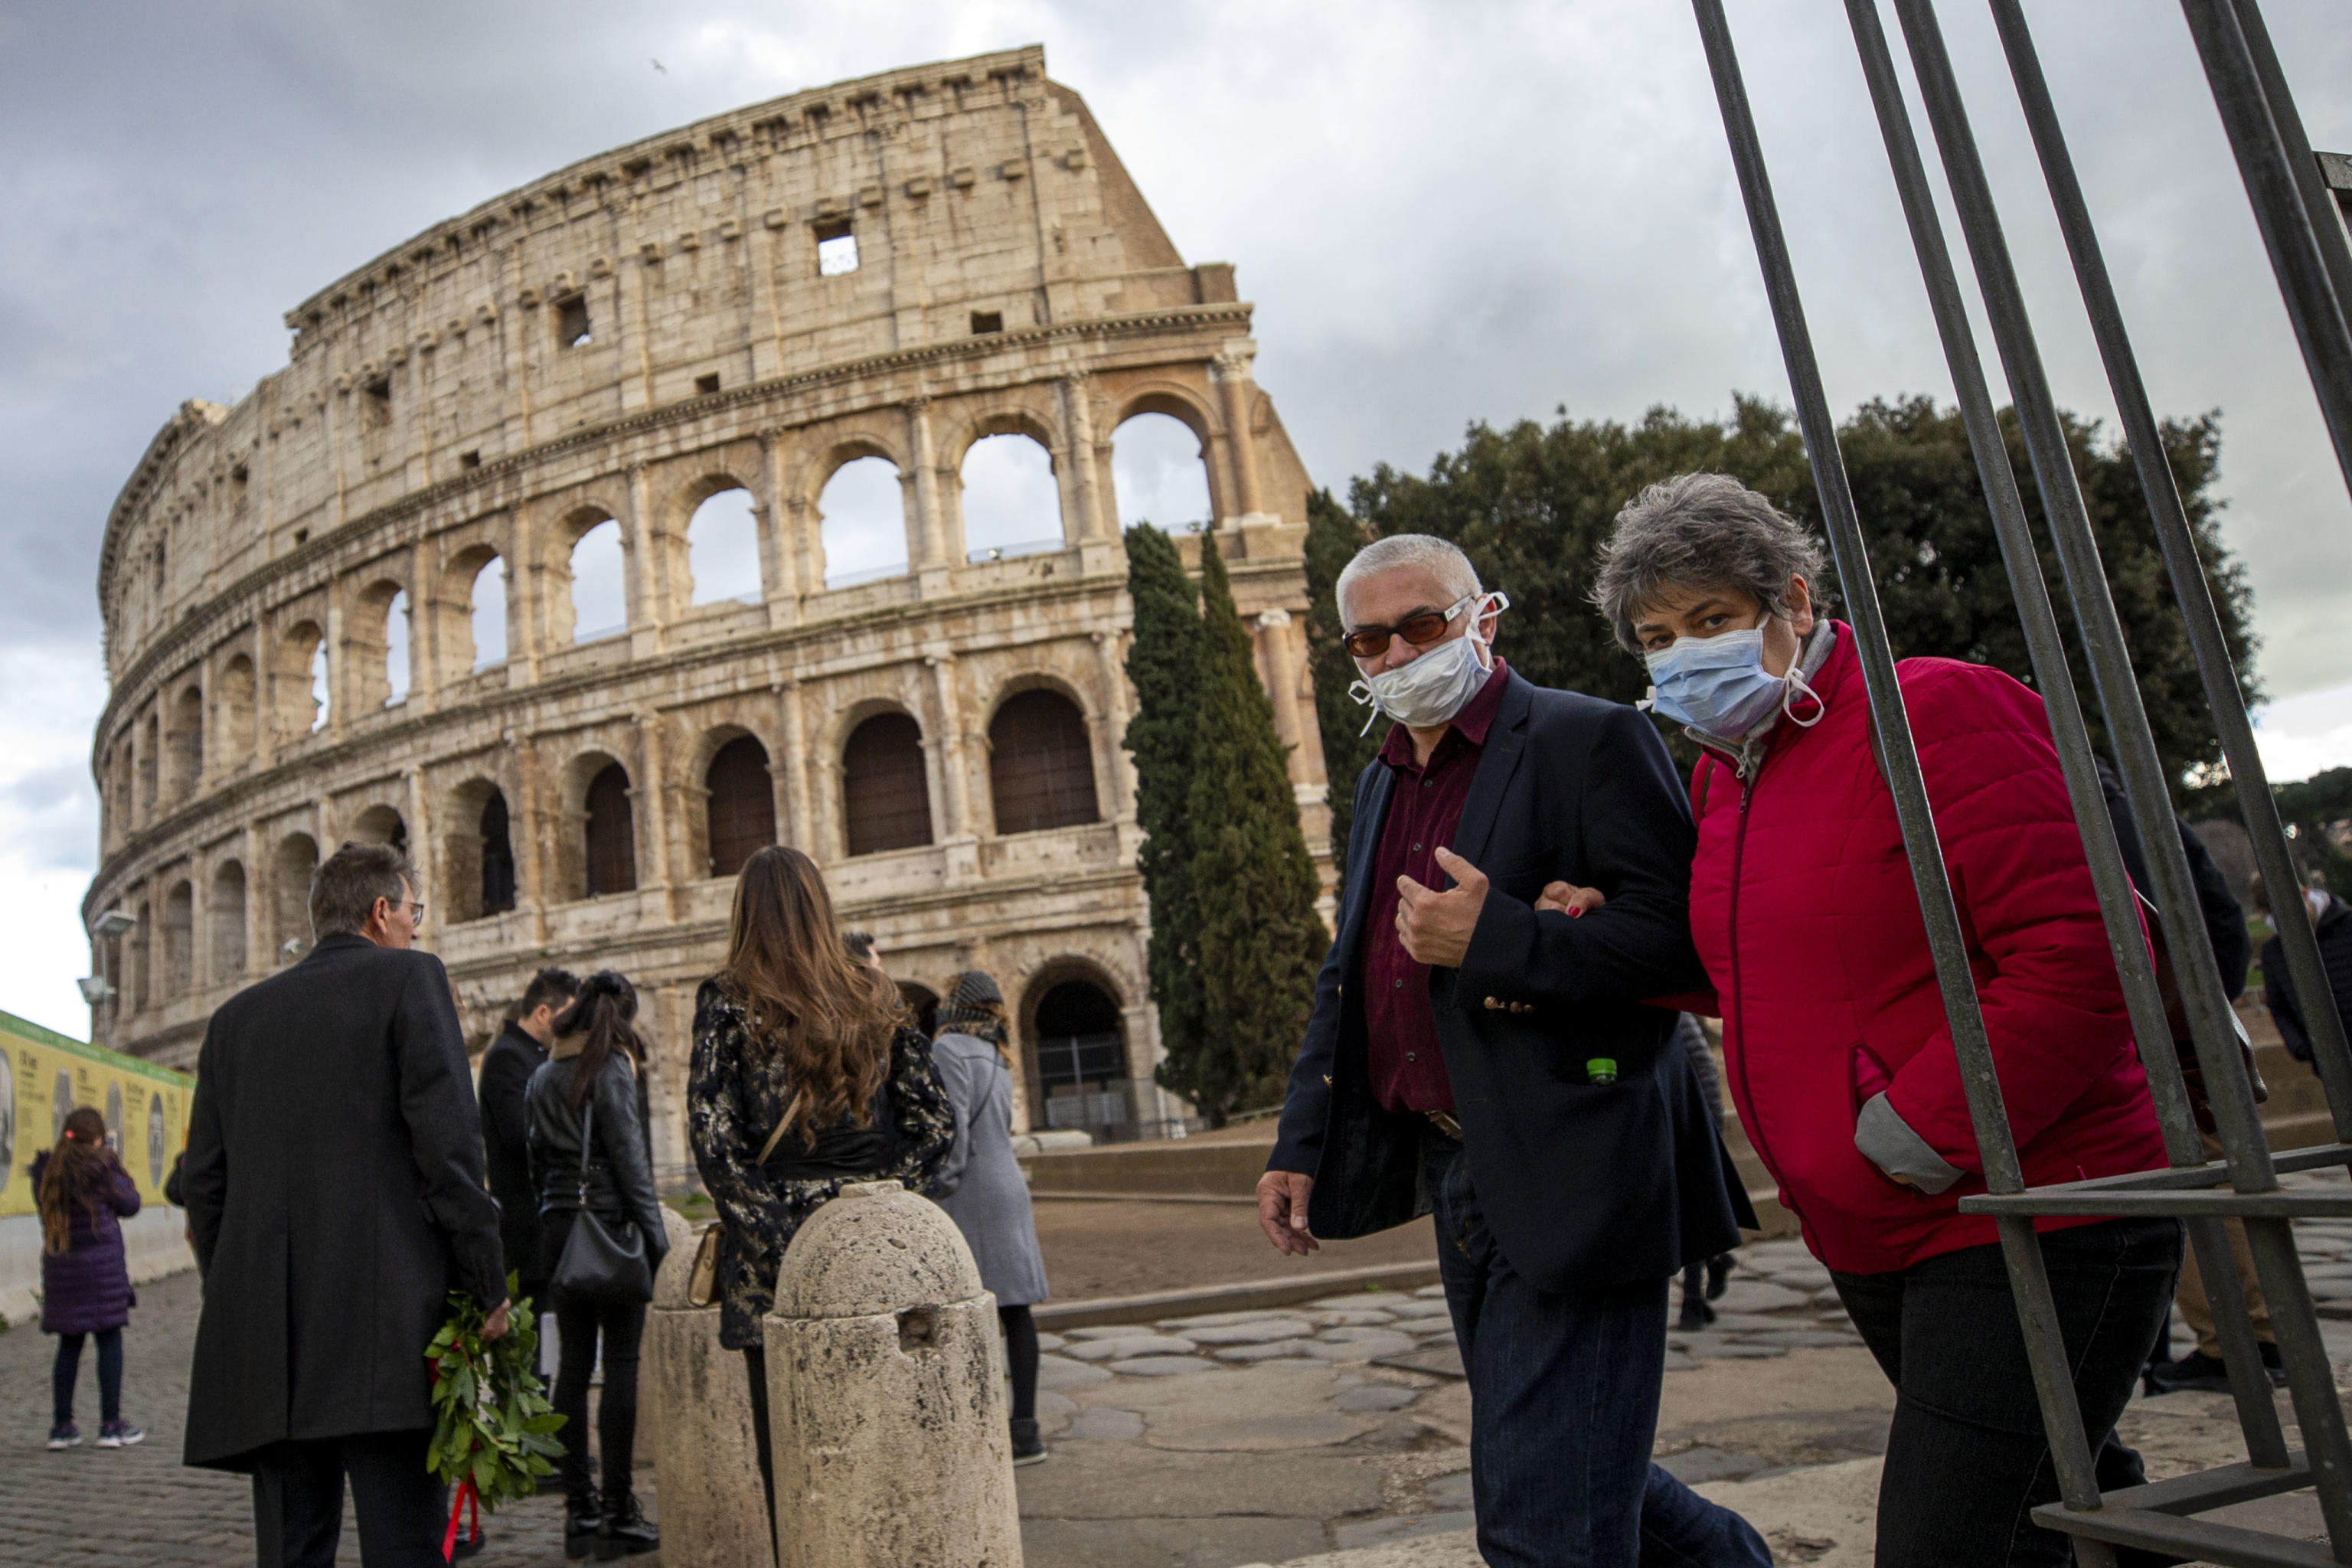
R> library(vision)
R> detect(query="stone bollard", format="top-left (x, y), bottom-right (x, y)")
top-left (762, 1179), bottom-right (1021, 1568)
top-left (646, 1214), bottom-right (774, 1567)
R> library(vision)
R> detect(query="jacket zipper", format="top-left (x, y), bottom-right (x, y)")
top-left (1723, 771), bottom-right (1788, 1195)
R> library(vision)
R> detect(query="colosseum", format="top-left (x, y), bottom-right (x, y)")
top-left (81, 45), bottom-right (1330, 1178)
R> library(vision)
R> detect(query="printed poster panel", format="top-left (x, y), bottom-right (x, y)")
top-left (0, 1010), bottom-right (191, 1217)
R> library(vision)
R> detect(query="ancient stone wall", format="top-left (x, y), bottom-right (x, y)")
top-left (83, 45), bottom-right (1328, 1170)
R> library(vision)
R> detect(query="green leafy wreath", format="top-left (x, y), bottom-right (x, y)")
top-left (426, 1276), bottom-right (564, 1558)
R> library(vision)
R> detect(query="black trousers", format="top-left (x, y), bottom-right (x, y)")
top-left (1833, 1217), bottom-right (2183, 1568)
top-left (546, 1214), bottom-right (647, 1502)
top-left (250, 1429), bottom-right (445, 1568)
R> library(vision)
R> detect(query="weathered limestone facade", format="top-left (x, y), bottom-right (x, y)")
top-left (82, 46), bottom-right (1328, 1174)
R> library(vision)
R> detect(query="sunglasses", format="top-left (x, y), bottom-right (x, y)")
top-left (1341, 594), bottom-right (1480, 660)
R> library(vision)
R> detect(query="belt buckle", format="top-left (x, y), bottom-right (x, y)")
top-left (1426, 1111), bottom-right (1462, 1141)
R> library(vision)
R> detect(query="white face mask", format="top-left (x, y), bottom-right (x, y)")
top-left (1348, 591), bottom-right (1509, 734)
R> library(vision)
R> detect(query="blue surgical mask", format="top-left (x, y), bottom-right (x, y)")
top-left (1642, 619), bottom-right (1820, 739)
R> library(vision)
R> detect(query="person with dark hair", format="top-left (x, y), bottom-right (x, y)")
top-left (183, 839), bottom-right (510, 1566)
top-left (841, 930), bottom-right (877, 965)
top-left (526, 971), bottom-right (665, 1560)
top-left (479, 966), bottom-right (582, 1366)
top-left (2252, 871), bottom-right (2352, 1072)
top-left (688, 845), bottom-right (953, 1541)
top-left (930, 970), bottom-right (1053, 1466)
top-left (35, 1105), bottom-right (143, 1451)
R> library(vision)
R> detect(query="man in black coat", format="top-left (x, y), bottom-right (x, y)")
top-left (478, 968), bottom-right (580, 1318)
top-left (2256, 873), bottom-right (2352, 1069)
top-left (1259, 536), bottom-right (1765, 1568)
top-left (184, 841), bottom-right (508, 1566)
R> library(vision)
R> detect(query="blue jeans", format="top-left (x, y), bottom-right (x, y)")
top-left (1428, 1131), bottom-right (1770, 1567)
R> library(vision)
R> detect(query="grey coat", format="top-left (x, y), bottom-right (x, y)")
top-left (931, 1032), bottom-right (1049, 1308)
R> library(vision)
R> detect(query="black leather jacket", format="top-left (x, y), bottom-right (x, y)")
top-left (525, 1041), bottom-right (668, 1267)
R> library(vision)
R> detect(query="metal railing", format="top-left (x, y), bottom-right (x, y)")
top-left (1690, 2), bottom-right (2352, 1562)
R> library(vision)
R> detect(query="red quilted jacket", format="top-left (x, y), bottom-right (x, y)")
top-left (1687, 622), bottom-right (2167, 1276)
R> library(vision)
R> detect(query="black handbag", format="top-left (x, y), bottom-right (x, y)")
top-left (550, 1096), bottom-right (653, 1306)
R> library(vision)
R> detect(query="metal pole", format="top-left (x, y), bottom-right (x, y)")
top-left (2177, 0), bottom-right (2352, 499)
top-left (1841, 0), bottom-right (2287, 1465)
top-left (1890, 0), bottom-right (2352, 1547)
top-left (1985, 0), bottom-right (2352, 1152)
top-left (1687, 2), bottom-right (2112, 1547)
top-left (2229, 0), bottom-right (2352, 328)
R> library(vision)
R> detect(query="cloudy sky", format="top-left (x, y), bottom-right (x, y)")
top-left (2, 0), bottom-right (2347, 1038)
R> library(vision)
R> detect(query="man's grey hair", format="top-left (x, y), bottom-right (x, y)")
top-left (1334, 534), bottom-right (1482, 623)
top-left (309, 840), bottom-right (416, 939)
top-left (1591, 474), bottom-right (1831, 652)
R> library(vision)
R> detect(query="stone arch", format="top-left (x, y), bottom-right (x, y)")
top-left (139, 710), bottom-right (160, 817)
top-left (812, 446), bottom-right (911, 590)
top-left (349, 577), bottom-right (412, 710)
top-left (161, 878), bottom-right (194, 994)
top-left (955, 418), bottom-right (1065, 564)
top-left (1109, 385), bottom-right (1225, 528)
top-left (671, 469), bottom-right (766, 610)
top-left (446, 543), bottom-right (508, 675)
top-left (1112, 408), bottom-right (1215, 534)
top-left (559, 750), bottom-right (638, 899)
top-left (1018, 959), bottom-right (1132, 1138)
top-left (698, 727), bottom-right (776, 880)
top-left (548, 505), bottom-right (629, 646)
top-left (209, 860), bottom-right (247, 983)
top-left (166, 682), bottom-right (204, 805)
top-left (986, 686), bottom-right (1099, 836)
top-left (840, 708), bottom-right (933, 857)
top-left (348, 803), bottom-right (410, 856)
top-left (129, 896), bottom-right (152, 1013)
top-left (278, 619), bottom-right (329, 740)
top-left (272, 832), bottom-right (318, 961)
top-left (444, 776), bottom-right (518, 924)
top-left (215, 652), bottom-right (256, 770)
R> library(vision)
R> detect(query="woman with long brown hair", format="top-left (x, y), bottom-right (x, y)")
top-left (34, 1106), bottom-right (144, 1451)
top-left (525, 971), bottom-right (666, 1560)
top-left (687, 845), bottom-right (952, 1530)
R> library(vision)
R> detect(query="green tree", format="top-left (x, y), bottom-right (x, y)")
top-left (1301, 488), bottom-right (1380, 874)
top-left (1122, 524), bottom-right (1207, 1098)
top-left (1170, 542), bottom-right (1328, 1125)
top-left (1348, 397), bottom-right (2256, 803)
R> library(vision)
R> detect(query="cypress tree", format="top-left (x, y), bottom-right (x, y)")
top-left (1302, 488), bottom-right (1382, 877)
top-left (1121, 524), bottom-right (1207, 1102)
top-left (1174, 541), bottom-right (1328, 1125)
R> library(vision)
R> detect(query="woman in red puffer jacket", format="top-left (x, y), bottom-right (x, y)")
top-left (1572, 474), bottom-right (2177, 1568)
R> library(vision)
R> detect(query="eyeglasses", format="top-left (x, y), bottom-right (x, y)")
top-left (1341, 594), bottom-right (1478, 660)
top-left (387, 899), bottom-right (426, 923)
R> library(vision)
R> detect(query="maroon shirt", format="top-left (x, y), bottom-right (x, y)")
top-left (1360, 658), bottom-right (1512, 1115)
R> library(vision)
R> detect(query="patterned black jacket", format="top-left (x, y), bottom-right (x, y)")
top-left (687, 978), bottom-right (953, 1349)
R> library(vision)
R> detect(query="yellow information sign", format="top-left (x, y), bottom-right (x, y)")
top-left (0, 1011), bottom-right (192, 1218)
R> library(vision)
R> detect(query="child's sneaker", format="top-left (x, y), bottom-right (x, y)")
top-left (46, 1423), bottom-right (81, 1450)
top-left (95, 1421), bottom-right (144, 1449)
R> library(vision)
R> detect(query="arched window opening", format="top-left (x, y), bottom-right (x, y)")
top-left (818, 457), bottom-right (908, 589)
top-left (687, 488), bottom-right (763, 606)
top-left (841, 714), bottom-right (933, 856)
top-left (210, 862), bottom-right (247, 984)
top-left (309, 640), bottom-right (331, 733)
top-left (585, 763), bottom-right (638, 896)
top-left (898, 982), bottom-right (939, 1039)
top-left (470, 557), bottom-right (508, 670)
top-left (1033, 978), bottom-right (1129, 1137)
top-left (168, 686), bottom-right (203, 804)
top-left (705, 735), bottom-right (776, 879)
top-left (139, 715), bottom-right (159, 814)
top-left (1113, 412), bottom-right (1213, 533)
top-left (569, 519), bottom-right (628, 644)
top-left (273, 835), bottom-right (318, 962)
top-left (989, 690), bottom-right (1099, 835)
top-left (217, 655), bottom-right (256, 765)
top-left (481, 789), bottom-right (517, 916)
top-left (129, 900), bottom-right (152, 1013)
top-left (384, 589), bottom-right (412, 705)
top-left (351, 805), bottom-right (409, 858)
top-left (959, 433), bottom-right (1062, 562)
top-left (162, 881), bottom-right (194, 994)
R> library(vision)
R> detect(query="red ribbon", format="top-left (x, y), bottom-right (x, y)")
top-left (441, 1477), bottom-right (479, 1563)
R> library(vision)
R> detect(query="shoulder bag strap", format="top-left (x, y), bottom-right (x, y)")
top-left (577, 1092), bottom-right (595, 1207)
top-left (754, 1090), bottom-right (805, 1165)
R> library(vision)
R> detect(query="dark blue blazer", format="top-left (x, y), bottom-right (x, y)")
top-left (1268, 670), bottom-right (1756, 1292)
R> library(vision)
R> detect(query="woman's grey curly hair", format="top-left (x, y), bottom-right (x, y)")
top-left (1590, 473), bottom-right (1831, 653)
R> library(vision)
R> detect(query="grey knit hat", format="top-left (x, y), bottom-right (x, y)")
top-left (935, 969), bottom-right (1007, 1042)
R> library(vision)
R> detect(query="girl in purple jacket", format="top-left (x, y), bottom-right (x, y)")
top-left (34, 1106), bottom-right (143, 1450)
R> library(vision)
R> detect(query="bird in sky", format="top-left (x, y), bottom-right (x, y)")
top-left (652, 58), bottom-right (667, 74)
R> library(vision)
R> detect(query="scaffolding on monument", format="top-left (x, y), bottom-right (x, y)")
top-left (1690, 1), bottom-right (2352, 1562)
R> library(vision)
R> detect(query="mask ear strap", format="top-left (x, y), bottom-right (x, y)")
top-left (1782, 662), bottom-right (1825, 728)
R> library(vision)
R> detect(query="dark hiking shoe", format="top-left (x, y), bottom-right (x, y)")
top-left (596, 1492), bottom-right (660, 1558)
top-left (451, 1520), bottom-right (488, 1560)
top-left (1677, 1296), bottom-right (1717, 1332)
top-left (1011, 1417), bottom-right (1048, 1466)
top-left (46, 1423), bottom-right (80, 1451)
top-left (2147, 1348), bottom-right (2287, 1395)
top-left (564, 1490), bottom-right (602, 1560)
top-left (96, 1421), bottom-right (144, 1449)
top-left (1705, 1253), bottom-right (1736, 1301)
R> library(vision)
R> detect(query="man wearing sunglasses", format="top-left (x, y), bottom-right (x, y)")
top-left (1258, 534), bottom-right (1763, 1568)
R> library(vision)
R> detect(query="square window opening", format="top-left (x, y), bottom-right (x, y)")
top-left (554, 292), bottom-right (591, 348)
top-left (292, 528), bottom-right (309, 545)
top-left (230, 462), bottom-right (249, 488)
top-left (970, 310), bottom-right (1003, 335)
top-left (459, 450), bottom-right (482, 470)
top-left (814, 219), bottom-right (858, 276)
top-left (694, 373), bottom-right (720, 397)
top-left (361, 375), bottom-right (392, 430)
